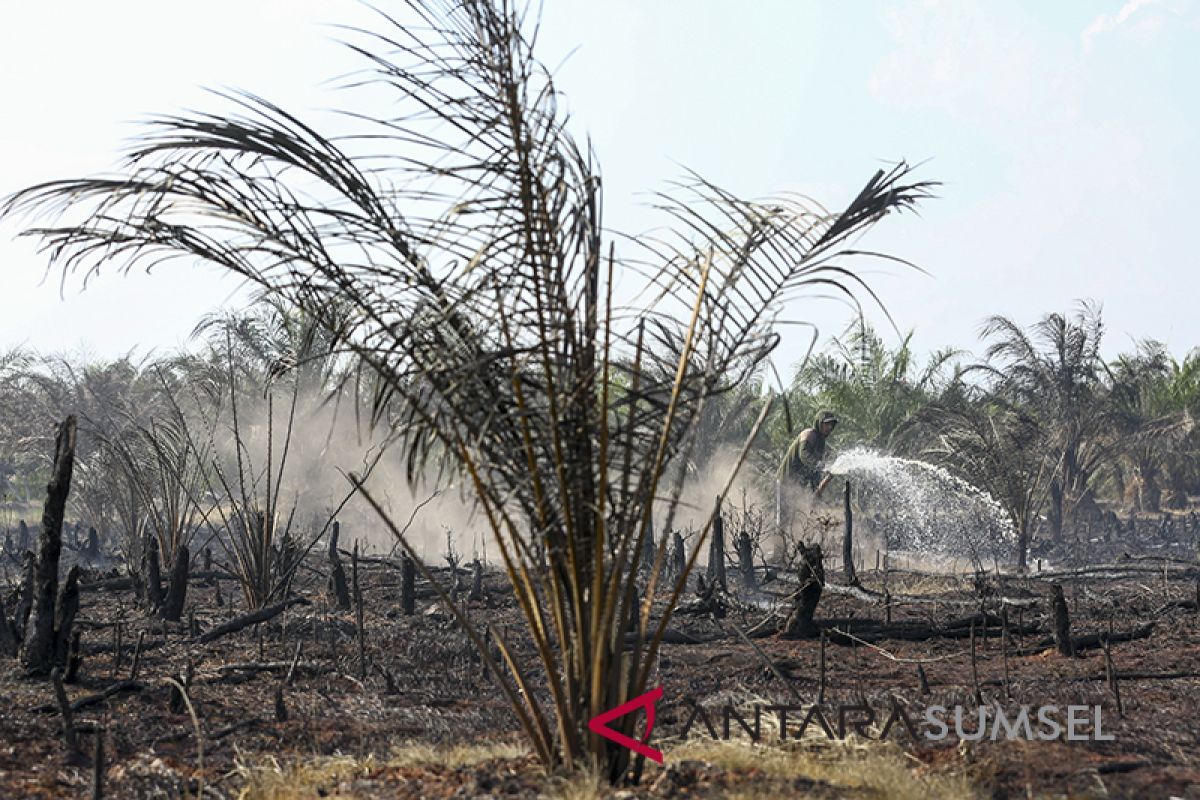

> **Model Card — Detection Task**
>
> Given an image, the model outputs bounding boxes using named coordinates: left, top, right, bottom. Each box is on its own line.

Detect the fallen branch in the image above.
left=31, top=680, right=144, bottom=714
left=1012, top=623, right=1155, bottom=657
left=215, top=661, right=326, bottom=676
left=194, top=597, right=310, bottom=645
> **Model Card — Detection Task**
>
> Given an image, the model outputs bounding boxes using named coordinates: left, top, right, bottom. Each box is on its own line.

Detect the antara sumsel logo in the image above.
left=587, top=689, right=1113, bottom=762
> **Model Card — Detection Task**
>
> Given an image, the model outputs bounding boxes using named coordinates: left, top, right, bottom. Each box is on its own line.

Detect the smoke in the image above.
left=207, top=386, right=481, bottom=561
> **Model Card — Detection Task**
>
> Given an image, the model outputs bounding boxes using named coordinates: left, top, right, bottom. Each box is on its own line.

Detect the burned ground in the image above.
left=1, top=542, right=1196, bottom=799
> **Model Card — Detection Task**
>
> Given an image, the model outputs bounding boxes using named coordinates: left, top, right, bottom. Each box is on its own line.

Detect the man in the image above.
left=779, top=410, right=839, bottom=496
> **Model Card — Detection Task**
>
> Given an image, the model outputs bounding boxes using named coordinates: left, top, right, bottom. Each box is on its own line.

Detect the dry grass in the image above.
left=233, top=739, right=529, bottom=799
left=666, top=737, right=981, bottom=800
left=234, top=736, right=979, bottom=799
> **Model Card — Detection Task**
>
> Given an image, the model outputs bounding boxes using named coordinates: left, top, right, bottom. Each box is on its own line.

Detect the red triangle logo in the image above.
left=587, top=686, right=664, bottom=764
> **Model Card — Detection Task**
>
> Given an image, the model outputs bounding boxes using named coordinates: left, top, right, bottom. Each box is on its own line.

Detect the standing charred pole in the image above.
left=783, top=542, right=824, bottom=638
left=669, top=530, right=685, bottom=580
left=707, top=495, right=727, bottom=592
left=400, top=553, right=416, bottom=616
left=160, top=545, right=189, bottom=622
left=1051, top=583, right=1074, bottom=657
left=142, top=535, right=163, bottom=611
left=328, top=521, right=351, bottom=611
left=737, top=531, right=756, bottom=589
left=19, top=417, right=78, bottom=675
left=842, top=480, right=858, bottom=586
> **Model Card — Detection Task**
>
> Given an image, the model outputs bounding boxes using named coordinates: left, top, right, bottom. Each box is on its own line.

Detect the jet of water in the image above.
left=827, top=447, right=1015, bottom=564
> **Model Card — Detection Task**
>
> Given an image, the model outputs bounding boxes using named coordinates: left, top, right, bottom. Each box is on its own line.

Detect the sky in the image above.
left=1, top=0, right=1197, bottom=374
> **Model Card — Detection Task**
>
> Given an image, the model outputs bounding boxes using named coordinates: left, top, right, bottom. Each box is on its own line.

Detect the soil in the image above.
left=1, top=553, right=1197, bottom=799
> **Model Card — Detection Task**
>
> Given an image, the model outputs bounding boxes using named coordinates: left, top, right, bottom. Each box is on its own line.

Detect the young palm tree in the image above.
left=978, top=301, right=1112, bottom=540
left=910, top=394, right=1052, bottom=570
left=789, top=321, right=960, bottom=454
left=3, top=0, right=932, bottom=778
left=1108, top=341, right=1196, bottom=511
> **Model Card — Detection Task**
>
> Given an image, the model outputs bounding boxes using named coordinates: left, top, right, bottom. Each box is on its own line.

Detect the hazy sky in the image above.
left=2, top=0, right=1197, bottom=372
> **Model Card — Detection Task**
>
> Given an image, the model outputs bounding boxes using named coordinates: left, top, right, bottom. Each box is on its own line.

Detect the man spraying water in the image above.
left=779, top=410, right=839, bottom=496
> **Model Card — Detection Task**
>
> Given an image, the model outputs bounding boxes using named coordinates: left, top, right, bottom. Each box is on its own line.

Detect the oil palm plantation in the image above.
left=786, top=321, right=959, bottom=456
left=978, top=302, right=1112, bottom=541
left=1107, top=341, right=1197, bottom=511
left=3, top=0, right=932, bottom=779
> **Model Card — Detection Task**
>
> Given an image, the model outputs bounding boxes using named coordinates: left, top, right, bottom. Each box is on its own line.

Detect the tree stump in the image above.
left=328, top=521, right=351, bottom=611
left=52, top=566, right=80, bottom=670
left=19, top=417, right=77, bottom=675
left=1051, top=583, right=1074, bottom=656
left=160, top=545, right=189, bottom=622
left=84, top=528, right=100, bottom=562
left=401, top=553, right=416, bottom=616
left=842, top=480, right=858, bottom=586
left=469, top=558, right=484, bottom=601
left=640, top=516, right=656, bottom=576
left=143, top=537, right=163, bottom=611
left=0, top=602, right=17, bottom=657
left=737, top=531, right=756, bottom=589
left=669, top=530, right=685, bottom=580
left=707, top=495, right=727, bottom=592
left=782, top=542, right=824, bottom=638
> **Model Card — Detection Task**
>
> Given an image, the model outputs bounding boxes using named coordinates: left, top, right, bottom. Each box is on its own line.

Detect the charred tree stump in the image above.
left=970, top=621, right=983, bottom=704
left=160, top=545, right=189, bottom=622
left=274, top=683, right=288, bottom=722
left=1103, top=634, right=1123, bottom=717
left=1051, top=583, right=1074, bottom=657
left=168, top=660, right=193, bottom=715
left=129, top=631, right=145, bottom=680
left=84, top=528, right=99, bottom=563
left=51, top=667, right=77, bottom=752
left=143, top=537, right=163, bottom=611
left=352, top=543, right=366, bottom=681
left=640, top=515, right=656, bottom=577
left=669, top=530, right=685, bottom=580
left=737, top=531, right=756, bottom=589
left=328, top=521, right=351, bottom=611
left=401, top=553, right=416, bottom=616
left=469, top=558, right=484, bottom=601
left=17, top=519, right=30, bottom=552
left=91, top=726, right=105, bottom=800
left=782, top=543, right=824, bottom=638
left=20, top=417, right=77, bottom=675
left=52, top=566, right=80, bottom=670
left=817, top=629, right=827, bottom=703
left=64, top=630, right=83, bottom=683
left=843, top=480, right=858, bottom=586
left=916, top=664, right=931, bottom=695
left=14, top=552, right=35, bottom=638
left=0, top=604, right=16, bottom=657
left=707, top=495, right=727, bottom=592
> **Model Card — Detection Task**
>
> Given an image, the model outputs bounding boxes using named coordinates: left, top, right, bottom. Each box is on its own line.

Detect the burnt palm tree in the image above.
left=3, top=0, right=932, bottom=778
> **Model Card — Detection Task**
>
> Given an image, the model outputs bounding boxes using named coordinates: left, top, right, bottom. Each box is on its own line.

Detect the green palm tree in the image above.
left=1108, top=341, right=1196, bottom=511
left=910, top=394, right=1052, bottom=570
left=790, top=321, right=959, bottom=455
left=978, top=301, right=1112, bottom=540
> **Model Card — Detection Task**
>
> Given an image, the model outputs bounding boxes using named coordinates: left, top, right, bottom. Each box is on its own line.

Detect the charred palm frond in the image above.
left=3, top=0, right=932, bottom=776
